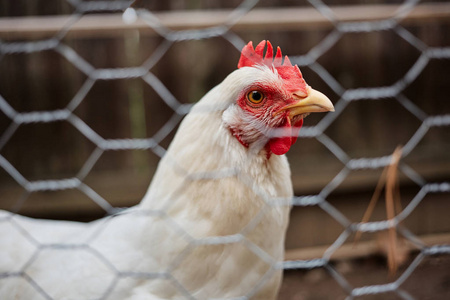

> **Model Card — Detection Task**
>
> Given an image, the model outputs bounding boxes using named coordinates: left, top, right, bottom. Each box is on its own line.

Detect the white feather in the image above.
left=0, top=66, right=293, bottom=299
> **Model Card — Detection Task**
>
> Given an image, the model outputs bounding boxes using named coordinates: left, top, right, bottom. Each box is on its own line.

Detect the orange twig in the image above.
left=353, top=166, right=388, bottom=246
left=354, top=146, right=403, bottom=277
left=385, top=146, right=403, bottom=276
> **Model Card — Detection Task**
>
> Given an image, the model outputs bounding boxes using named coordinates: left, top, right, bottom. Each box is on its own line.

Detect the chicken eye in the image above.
left=247, top=90, right=265, bottom=104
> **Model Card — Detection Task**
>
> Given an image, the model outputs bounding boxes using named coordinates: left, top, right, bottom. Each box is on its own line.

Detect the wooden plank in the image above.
left=1, top=160, right=449, bottom=220
left=285, top=232, right=450, bottom=261
left=0, top=3, right=450, bottom=39
left=292, top=160, right=450, bottom=195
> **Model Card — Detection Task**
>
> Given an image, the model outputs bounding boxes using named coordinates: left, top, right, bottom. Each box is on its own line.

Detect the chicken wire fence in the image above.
left=0, top=0, right=450, bottom=299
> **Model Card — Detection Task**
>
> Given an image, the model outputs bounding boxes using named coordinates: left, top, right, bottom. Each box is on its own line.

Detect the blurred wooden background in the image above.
left=0, top=0, right=449, bottom=259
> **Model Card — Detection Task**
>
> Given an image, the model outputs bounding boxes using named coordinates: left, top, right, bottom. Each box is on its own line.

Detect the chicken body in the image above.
left=0, top=41, right=333, bottom=299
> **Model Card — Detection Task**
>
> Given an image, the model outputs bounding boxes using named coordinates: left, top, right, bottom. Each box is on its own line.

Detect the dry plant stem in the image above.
left=385, top=146, right=403, bottom=276
left=354, top=146, right=403, bottom=277
left=353, top=166, right=388, bottom=246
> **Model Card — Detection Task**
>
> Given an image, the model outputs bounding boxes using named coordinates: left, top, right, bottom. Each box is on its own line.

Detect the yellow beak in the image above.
left=275, top=87, right=335, bottom=118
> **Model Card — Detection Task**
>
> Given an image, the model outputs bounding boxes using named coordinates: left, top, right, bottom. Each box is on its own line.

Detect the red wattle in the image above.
left=269, top=136, right=291, bottom=155
left=268, top=118, right=303, bottom=156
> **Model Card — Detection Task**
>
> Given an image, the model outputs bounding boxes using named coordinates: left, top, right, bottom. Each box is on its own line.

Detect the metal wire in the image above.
left=0, top=0, right=449, bottom=299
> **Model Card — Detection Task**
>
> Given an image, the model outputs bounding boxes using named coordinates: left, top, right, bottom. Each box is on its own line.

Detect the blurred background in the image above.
left=0, top=0, right=449, bottom=299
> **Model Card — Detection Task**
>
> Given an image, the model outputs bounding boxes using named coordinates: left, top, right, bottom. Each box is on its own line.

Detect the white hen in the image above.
left=0, top=40, right=334, bottom=300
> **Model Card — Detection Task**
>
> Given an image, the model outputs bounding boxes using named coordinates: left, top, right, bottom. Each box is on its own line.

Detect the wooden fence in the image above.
left=1, top=2, right=449, bottom=260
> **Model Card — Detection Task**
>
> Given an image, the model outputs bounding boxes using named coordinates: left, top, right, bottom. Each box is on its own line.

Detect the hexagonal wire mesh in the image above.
left=1, top=0, right=450, bottom=299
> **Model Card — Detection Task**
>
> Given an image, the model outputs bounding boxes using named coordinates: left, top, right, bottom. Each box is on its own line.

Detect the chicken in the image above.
left=0, top=40, right=334, bottom=300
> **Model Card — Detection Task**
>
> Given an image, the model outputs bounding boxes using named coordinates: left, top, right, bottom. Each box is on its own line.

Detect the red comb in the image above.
left=238, top=40, right=293, bottom=69
left=238, top=40, right=308, bottom=95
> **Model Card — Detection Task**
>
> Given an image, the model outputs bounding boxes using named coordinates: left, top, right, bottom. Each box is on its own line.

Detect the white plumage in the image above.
left=0, top=41, right=333, bottom=299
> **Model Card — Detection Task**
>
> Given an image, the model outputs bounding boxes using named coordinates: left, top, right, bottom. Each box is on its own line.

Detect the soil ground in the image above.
left=279, top=254, right=450, bottom=300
